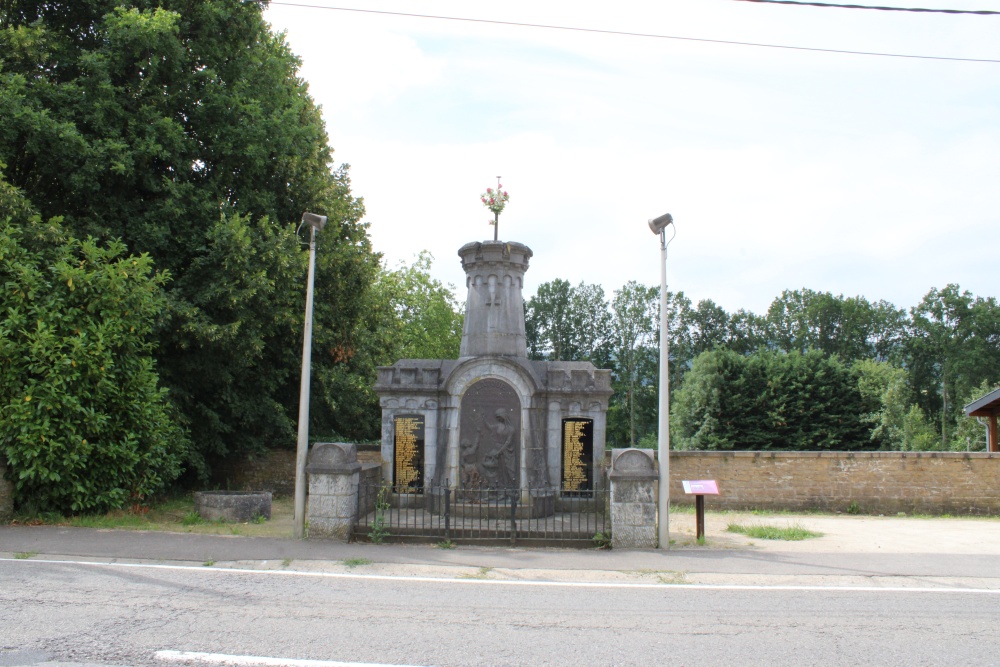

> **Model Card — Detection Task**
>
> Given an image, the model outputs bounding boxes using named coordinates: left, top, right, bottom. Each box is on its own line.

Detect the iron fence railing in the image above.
left=354, top=482, right=608, bottom=547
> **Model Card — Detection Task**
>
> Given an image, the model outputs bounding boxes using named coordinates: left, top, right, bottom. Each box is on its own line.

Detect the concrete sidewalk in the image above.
left=3, top=510, right=1000, bottom=588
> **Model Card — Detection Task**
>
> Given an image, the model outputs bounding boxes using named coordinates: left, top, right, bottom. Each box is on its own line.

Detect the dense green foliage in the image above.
left=0, top=0, right=379, bottom=478
left=672, top=349, right=873, bottom=451
left=525, top=281, right=1000, bottom=451
left=0, top=198, right=185, bottom=513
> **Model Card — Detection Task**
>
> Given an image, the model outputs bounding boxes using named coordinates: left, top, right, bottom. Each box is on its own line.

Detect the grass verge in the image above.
left=726, top=521, right=823, bottom=541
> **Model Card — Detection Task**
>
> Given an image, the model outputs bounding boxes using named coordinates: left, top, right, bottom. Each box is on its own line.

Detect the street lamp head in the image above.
left=301, top=212, right=327, bottom=231
left=648, top=213, right=673, bottom=235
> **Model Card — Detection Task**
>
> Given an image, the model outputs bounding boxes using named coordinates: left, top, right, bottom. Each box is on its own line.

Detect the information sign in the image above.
left=682, top=480, right=720, bottom=495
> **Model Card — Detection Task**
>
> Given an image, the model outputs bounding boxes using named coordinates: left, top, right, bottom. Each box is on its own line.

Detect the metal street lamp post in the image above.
left=649, top=212, right=675, bottom=549
left=294, top=212, right=327, bottom=539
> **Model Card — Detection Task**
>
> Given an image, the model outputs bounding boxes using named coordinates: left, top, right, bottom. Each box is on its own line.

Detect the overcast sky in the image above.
left=264, top=0, right=999, bottom=315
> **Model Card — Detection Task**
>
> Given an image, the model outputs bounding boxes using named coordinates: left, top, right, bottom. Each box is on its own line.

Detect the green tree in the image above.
left=378, top=251, right=464, bottom=361
left=854, top=359, right=936, bottom=451
left=525, top=280, right=610, bottom=362
left=1, top=196, right=186, bottom=513
left=0, top=1, right=379, bottom=474
left=766, top=289, right=907, bottom=363
left=673, top=348, right=871, bottom=451
left=908, top=286, right=1000, bottom=450
left=607, top=282, right=658, bottom=447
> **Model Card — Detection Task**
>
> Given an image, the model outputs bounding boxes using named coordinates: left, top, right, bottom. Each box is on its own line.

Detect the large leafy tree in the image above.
left=525, top=279, right=610, bottom=362
left=907, top=285, right=1000, bottom=449
left=765, top=289, right=907, bottom=363
left=0, top=0, right=379, bottom=475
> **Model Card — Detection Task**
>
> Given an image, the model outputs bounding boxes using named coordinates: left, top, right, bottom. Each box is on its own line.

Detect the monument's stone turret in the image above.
left=375, top=238, right=611, bottom=515
left=457, top=241, right=532, bottom=357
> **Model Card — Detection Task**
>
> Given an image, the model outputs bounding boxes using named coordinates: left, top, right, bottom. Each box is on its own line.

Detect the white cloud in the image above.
left=264, top=1, right=1000, bottom=315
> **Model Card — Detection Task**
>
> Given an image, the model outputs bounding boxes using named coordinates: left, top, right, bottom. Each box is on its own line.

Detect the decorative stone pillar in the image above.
left=609, top=449, right=658, bottom=549
left=306, top=442, right=361, bottom=541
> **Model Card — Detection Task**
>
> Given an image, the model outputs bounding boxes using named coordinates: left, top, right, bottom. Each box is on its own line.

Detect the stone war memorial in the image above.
left=374, top=239, right=613, bottom=520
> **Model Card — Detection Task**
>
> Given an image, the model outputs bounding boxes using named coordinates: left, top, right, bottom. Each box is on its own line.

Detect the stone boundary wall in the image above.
left=0, top=455, right=13, bottom=521
left=213, top=446, right=382, bottom=497
left=669, top=451, right=1000, bottom=515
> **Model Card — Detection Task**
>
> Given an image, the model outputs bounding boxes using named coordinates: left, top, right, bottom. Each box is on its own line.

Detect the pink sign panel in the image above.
left=682, top=480, right=720, bottom=495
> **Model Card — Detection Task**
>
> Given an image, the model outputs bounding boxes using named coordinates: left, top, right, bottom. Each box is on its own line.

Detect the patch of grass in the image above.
left=726, top=521, right=823, bottom=541
left=460, top=566, right=493, bottom=580
left=14, top=551, right=37, bottom=559
left=343, top=558, right=372, bottom=568
left=250, top=512, right=267, bottom=524
left=435, top=539, right=456, bottom=550
left=658, top=570, right=688, bottom=585
left=846, top=501, right=860, bottom=515
left=696, top=535, right=707, bottom=546
left=181, top=511, right=203, bottom=526
left=203, top=559, right=215, bottom=567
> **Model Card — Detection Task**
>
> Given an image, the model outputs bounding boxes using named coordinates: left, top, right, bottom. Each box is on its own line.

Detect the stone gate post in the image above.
left=306, top=442, right=361, bottom=540
left=609, top=449, right=658, bottom=549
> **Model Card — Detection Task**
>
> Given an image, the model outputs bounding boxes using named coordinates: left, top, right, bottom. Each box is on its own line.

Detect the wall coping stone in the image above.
left=670, top=450, right=1000, bottom=460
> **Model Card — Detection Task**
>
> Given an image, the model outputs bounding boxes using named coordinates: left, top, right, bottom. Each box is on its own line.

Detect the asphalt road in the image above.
left=3, top=557, right=1000, bottom=667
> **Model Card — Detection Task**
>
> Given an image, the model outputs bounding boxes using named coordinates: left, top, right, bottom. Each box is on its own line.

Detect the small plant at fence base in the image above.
left=592, top=531, right=612, bottom=549
left=368, top=485, right=391, bottom=544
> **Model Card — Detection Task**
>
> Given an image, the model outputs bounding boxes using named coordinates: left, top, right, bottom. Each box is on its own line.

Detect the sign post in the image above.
left=682, top=480, right=720, bottom=541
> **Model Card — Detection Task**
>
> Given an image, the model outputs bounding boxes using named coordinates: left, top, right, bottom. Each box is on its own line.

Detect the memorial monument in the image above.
left=375, top=185, right=612, bottom=516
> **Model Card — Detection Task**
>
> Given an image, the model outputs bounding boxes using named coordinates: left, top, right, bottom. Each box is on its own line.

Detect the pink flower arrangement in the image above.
left=480, top=184, right=510, bottom=223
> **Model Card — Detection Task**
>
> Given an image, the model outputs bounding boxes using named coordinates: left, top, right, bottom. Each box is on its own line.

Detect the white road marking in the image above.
left=155, top=650, right=426, bottom=667
left=3, top=557, right=999, bottom=594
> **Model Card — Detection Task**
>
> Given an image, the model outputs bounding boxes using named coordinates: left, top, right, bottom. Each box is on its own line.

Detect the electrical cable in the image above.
left=734, top=0, right=1000, bottom=15
left=267, top=2, right=1000, bottom=63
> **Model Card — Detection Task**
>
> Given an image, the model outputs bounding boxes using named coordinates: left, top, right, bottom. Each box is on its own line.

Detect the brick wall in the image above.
left=669, top=451, right=1000, bottom=515
left=214, top=446, right=382, bottom=497
left=216, top=447, right=1000, bottom=515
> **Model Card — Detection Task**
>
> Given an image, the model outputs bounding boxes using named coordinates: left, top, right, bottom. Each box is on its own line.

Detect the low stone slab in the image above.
left=194, top=491, right=272, bottom=523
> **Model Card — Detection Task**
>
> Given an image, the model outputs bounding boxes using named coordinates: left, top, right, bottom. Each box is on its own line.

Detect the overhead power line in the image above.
left=268, top=2, right=1000, bottom=63
left=734, top=0, right=1000, bottom=14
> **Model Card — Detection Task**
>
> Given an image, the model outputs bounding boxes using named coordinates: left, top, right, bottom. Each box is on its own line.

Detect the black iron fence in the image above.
left=354, top=482, right=609, bottom=547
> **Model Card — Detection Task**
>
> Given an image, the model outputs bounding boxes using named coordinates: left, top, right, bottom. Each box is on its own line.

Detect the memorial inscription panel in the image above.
left=561, top=418, right=594, bottom=494
left=393, top=414, right=424, bottom=492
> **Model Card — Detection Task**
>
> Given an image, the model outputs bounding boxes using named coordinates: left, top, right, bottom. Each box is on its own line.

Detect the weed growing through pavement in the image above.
left=343, top=558, right=372, bottom=568
left=203, top=559, right=215, bottom=567
left=14, top=552, right=37, bottom=559
left=460, top=566, right=493, bottom=580
left=591, top=531, right=612, bottom=549
left=436, top=539, right=456, bottom=549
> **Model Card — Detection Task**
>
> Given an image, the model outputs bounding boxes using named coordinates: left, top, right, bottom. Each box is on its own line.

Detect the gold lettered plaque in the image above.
left=393, top=414, right=425, bottom=492
left=561, top=418, right=594, bottom=495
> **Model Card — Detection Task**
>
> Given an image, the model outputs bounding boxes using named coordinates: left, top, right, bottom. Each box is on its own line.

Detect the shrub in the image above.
left=0, top=217, right=187, bottom=513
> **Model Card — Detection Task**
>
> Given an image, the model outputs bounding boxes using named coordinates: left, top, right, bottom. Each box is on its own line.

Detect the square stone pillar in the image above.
left=306, top=442, right=361, bottom=541
left=609, top=449, right=658, bottom=549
